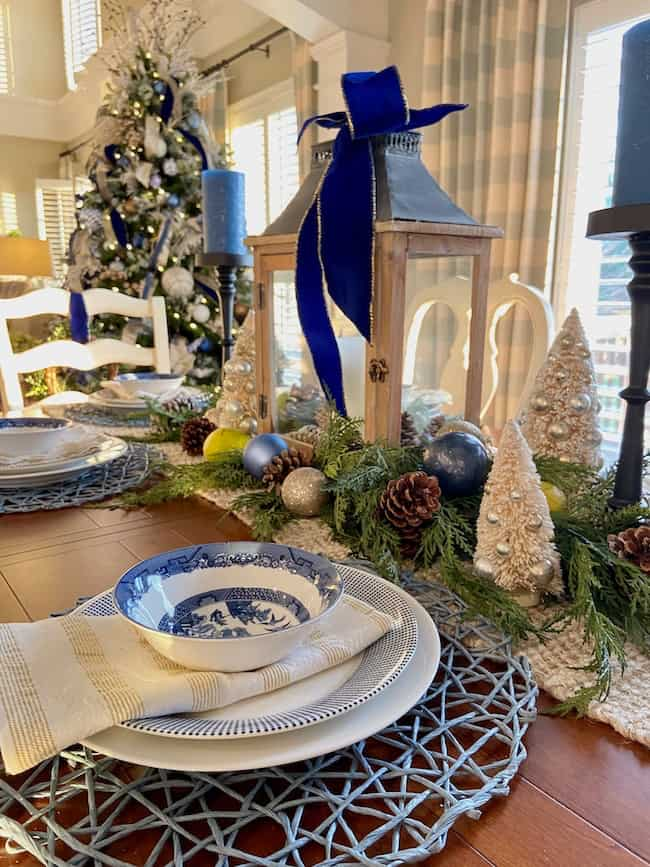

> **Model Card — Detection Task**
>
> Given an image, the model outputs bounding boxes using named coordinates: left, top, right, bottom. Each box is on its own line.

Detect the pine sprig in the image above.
left=231, top=489, right=292, bottom=540
left=314, top=409, right=364, bottom=478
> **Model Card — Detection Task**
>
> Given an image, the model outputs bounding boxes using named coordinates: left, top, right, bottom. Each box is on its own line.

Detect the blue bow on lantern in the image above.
left=296, top=66, right=466, bottom=415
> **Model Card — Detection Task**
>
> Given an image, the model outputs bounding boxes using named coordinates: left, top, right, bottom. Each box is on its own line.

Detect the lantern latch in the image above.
left=257, top=282, right=265, bottom=310
left=368, top=357, right=389, bottom=383
left=258, top=393, right=268, bottom=419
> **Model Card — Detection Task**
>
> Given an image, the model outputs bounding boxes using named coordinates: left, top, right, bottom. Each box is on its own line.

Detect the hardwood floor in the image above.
left=0, top=498, right=647, bottom=866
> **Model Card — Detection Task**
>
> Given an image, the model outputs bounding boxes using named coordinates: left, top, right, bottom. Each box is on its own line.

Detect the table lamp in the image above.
left=0, top=236, right=53, bottom=298
left=199, top=169, right=252, bottom=369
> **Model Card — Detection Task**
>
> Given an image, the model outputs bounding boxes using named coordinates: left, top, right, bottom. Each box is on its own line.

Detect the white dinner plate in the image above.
left=0, top=436, right=128, bottom=489
left=0, top=430, right=115, bottom=476
left=79, top=565, right=419, bottom=739
left=82, top=577, right=440, bottom=772
left=88, top=390, right=149, bottom=411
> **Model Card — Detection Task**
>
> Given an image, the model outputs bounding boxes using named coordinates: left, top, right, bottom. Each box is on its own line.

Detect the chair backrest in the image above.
left=0, top=287, right=171, bottom=413
left=403, top=273, right=553, bottom=424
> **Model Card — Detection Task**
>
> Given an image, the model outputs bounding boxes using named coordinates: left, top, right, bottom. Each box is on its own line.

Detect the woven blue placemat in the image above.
left=0, top=578, right=536, bottom=865
left=0, top=442, right=156, bottom=514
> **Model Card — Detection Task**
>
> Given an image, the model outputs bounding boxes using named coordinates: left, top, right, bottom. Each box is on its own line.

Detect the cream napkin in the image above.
left=0, top=594, right=393, bottom=775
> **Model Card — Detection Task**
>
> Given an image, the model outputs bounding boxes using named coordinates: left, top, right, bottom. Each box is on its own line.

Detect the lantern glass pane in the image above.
left=401, top=256, right=472, bottom=431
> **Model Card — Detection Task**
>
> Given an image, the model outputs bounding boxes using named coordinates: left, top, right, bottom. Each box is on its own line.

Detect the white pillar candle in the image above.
left=338, top=334, right=366, bottom=419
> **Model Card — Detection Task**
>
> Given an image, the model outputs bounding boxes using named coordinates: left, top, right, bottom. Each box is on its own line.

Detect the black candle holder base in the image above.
left=587, top=205, right=650, bottom=509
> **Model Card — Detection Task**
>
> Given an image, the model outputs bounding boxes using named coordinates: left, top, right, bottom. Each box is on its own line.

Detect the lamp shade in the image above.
left=0, top=237, right=53, bottom=277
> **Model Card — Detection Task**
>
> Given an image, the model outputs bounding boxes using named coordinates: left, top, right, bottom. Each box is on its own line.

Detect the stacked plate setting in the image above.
left=80, top=543, right=441, bottom=772
left=0, top=418, right=127, bottom=489
left=90, top=372, right=186, bottom=413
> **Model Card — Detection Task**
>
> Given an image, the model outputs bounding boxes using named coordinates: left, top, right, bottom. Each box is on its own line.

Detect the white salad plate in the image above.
left=88, top=389, right=150, bottom=411
left=0, top=428, right=112, bottom=476
left=83, top=573, right=440, bottom=771
left=0, top=435, right=128, bottom=488
left=80, top=563, right=418, bottom=738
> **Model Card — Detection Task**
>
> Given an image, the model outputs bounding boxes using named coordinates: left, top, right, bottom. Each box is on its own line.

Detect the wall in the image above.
left=8, top=0, right=67, bottom=100
left=388, top=0, right=428, bottom=102
left=200, top=25, right=293, bottom=107
left=0, top=137, right=62, bottom=236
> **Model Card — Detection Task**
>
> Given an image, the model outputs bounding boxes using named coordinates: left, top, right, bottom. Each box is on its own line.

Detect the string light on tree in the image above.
left=474, top=420, right=562, bottom=607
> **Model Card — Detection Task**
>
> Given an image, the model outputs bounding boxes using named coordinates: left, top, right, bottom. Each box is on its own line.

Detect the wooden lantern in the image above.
left=247, top=134, right=503, bottom=444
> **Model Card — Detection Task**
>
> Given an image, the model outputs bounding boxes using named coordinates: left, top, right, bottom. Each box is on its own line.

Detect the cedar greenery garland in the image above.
left=114, top=409, right=650, bottom=715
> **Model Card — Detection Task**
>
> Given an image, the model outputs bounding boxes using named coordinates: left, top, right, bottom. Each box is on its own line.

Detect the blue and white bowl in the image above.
left=0, top=417, right=72, bottom=459
left=114, top=543, right=343, bottom=672
left=110, top=372, right=185, bottom=398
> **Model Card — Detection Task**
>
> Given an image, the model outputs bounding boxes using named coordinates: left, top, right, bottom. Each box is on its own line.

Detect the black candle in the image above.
left=612, top=19, right=650, bottom=207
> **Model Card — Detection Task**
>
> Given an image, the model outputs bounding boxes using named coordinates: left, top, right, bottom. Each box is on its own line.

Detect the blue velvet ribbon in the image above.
left=194, top=276, right=218, bottom=303
left=70, top=292, right=89, bottom=343
left=178, top=127, right=209, bottom=170
left=295, top=65, right=466, bottom=415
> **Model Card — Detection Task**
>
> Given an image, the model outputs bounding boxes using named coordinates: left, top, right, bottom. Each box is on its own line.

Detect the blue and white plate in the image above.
left=80, top=564, right=419, bottom=739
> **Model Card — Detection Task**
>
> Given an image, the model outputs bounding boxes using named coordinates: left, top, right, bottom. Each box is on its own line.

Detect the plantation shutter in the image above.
left=230, top=119, right=266, bottom=236
left=62, top=0, right=101, bottom=90
left=266, top=107, right=299, bottom=225
left=0, top=192, right=18, bottom=235
left=0, top=3, right=13, bottom=95
left=554, top=4, right=650, bottom=465
left=35, top=180, right=77, bottom=280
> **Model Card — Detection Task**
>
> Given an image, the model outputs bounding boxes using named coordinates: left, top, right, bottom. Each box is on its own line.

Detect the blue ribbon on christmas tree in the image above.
left=295, top=66, right=465, bottom=415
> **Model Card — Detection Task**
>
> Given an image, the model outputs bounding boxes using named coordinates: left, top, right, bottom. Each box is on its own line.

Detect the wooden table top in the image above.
left=0, top=498, right=648, bottom=866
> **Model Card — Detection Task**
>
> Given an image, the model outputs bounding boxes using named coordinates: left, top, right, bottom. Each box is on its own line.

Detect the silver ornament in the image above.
left=281, top=467, right=328, bottom=516
left=496, top=542, right=511, bottom=557
left=560, top=334, right=574, bottom=349
left=161, top=266, right=194, bottom=300
left=589, top=429, right=603, bottom=445
left=223, top=399, right=243, bottom=416
left=238, top=416, right=257, bottom=434
left=244, top=380, right=256, bottom=394
left=235, top=360, right=253, bottom=376
left=222, top=359, right=236, bottom=375
left=555, top=369, right=568, bottom=382
left=579, top=349, right=591, bottom=358
left=474, top=557, right=494, bottom=579
left=569, top=394, right=591, bottom=414
left=594, top=398, right=602, bottom=413
left=223, top=379, right=236, bottom=392
left=510, top=490, right=522, bottom=501
left=531, top=394, right=549, bottom=412
left=486, top=511, right=500, bottom=525
left=530, top=558, right=554, bottom=583
left=548, top=421, right=569, bottom=440
left=527, top=514, right=544, bottom=530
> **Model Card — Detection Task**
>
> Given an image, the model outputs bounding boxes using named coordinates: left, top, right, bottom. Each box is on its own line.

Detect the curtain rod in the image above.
left=59, top=26, right=290, bottom=158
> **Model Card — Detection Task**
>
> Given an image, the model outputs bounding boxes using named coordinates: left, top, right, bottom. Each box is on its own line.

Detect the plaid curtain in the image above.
left=415, top=0, right=566, bottom=431
left=291, top=34, right=317, bottom=182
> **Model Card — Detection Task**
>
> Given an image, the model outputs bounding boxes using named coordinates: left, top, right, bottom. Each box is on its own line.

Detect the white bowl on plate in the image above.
left=0, top=417, right=73, bottom=459
left=106, top=372, right=185, bottom=399
left=114, top=543, right=344, bottom=672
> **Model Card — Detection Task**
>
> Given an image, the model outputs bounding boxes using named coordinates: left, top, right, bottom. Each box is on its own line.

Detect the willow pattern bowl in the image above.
left=109, top=372, right=185, bottom=399
left=0, top=417, right=73, bottom=460
left=114, top=543, right=343, bottom=672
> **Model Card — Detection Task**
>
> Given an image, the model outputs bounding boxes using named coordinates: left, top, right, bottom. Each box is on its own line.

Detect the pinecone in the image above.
left=262, top=448, right=310, bottom=492
left=608, top=526, right=650, bottom=572
left=379, top=471, right=441, bottom=556
left=293, top=425, right=321, bottom=447
left=161, top=393, right=196, bottom=415
left=400, top=411, right=419, bottom=447
left=180, top=417, right=215, bottom=456
left=423, top=413, right=446, bottom=441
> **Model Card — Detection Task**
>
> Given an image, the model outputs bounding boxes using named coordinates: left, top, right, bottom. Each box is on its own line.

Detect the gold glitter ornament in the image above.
left=281, top=467, right=328, bottom=517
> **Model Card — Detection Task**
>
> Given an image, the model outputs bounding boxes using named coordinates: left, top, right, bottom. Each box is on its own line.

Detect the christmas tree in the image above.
left=520, top=308, right=602, bottom=467
left=474, top=420, right=562, bottom=606
left=205, top=312, right=257, bottom=434
left=68, top=0, right=229, bottom=383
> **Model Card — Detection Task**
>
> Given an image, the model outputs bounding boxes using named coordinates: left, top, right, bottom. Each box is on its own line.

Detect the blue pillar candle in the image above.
left=613, top=20, right=650, bottom=207
left=201, top=169, right=249, bottom=256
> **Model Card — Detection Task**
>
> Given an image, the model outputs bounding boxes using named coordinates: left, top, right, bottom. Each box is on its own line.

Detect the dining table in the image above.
left=0, top=496, right=648, bottom=866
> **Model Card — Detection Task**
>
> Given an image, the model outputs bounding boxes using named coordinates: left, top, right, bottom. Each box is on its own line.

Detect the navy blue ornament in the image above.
left=198, top=337, right=213, bottom=352
left=133, top=232, right=144, bottom=249
left=243, top=434, right=288, bottom=479
left=167, top=193, right=180, bottom=207
left=423, top=432, right=490, bottom=497
left=153, top=80, right=166, bottom=94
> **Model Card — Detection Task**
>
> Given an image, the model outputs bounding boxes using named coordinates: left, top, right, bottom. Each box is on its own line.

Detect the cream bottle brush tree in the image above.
left=206, top=312, right=257, bottom=435
left=520, top=308, right=602, bottom=468
left=474, top=420, right=562, bottom=607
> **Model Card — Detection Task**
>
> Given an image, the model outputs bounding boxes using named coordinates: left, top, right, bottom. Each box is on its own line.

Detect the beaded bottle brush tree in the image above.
left=474, top=420, right=562, bottom=607
left=206, top=312, right=257, bottom=434
left=520, top=308, right=602, bottom=467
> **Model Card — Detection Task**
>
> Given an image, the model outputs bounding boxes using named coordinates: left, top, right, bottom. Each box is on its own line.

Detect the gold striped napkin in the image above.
left=0, top=595, right=393, bottom=775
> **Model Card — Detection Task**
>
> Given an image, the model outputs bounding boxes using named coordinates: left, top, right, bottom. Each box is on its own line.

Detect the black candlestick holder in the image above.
left=587, top=203, right=650, bottom=508
left=198, top=251, right=251, bottom=373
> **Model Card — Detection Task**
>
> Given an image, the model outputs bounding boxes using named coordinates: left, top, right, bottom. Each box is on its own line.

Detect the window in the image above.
left=62, top=0, right=102, bottom=90
left=0, top=3, right=14, bottom=95
left=554, top=1, right=650, bottom=464
left=35, top=180, right=77, bottom=280
left=0, top=192, right=18, bottom=235
left=230, top=81, right=299, bottom=236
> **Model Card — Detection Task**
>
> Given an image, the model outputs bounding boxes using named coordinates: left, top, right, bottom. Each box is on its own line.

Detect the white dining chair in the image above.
left=403, top=273, right=554, bottom=428
left=0, top=287, right=171, bottom=413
